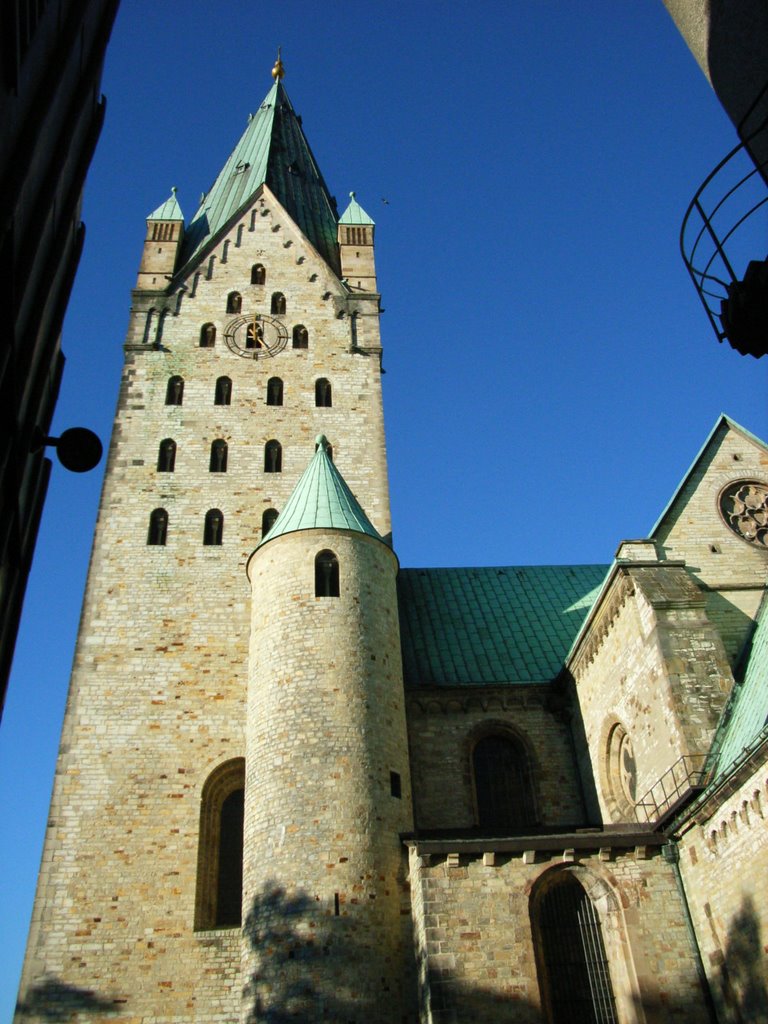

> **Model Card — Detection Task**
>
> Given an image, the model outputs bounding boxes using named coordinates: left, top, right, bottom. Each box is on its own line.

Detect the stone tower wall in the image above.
left=244, top=528, right=414, bottom=1022
left=569, top=568, right=732, bottom=826
left=16, top=187, right=391, bottom=1022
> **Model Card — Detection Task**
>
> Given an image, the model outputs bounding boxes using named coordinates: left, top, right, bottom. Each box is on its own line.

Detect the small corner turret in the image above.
left=136, top=188, right=185, bottom=290
left=338, top=192, right=377, bottom=293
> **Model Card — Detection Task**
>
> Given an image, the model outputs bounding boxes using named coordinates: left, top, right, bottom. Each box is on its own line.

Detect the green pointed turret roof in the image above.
left=179, top=78, right=340, bottom=273
left=258, top=436, right=381, bottom=548
left=148, top=188, right=184, bottom=221
left=339, top=191, right=374, bottom=225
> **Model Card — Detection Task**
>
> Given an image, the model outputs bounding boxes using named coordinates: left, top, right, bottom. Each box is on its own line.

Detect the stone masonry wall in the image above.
left=408, top=844, right=710, bottom=1023
left=570, top=568, right=732, bottom=825
left=406, top=688, right=585, bottom=830
left=16, top=188, right=391, bottom=1023
left=677, top=759, right=768, bottom=1024
left=245, top=529, right=414, bottom=1023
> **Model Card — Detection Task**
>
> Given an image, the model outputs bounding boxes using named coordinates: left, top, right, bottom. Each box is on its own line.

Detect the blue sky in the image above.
left=2, top=2, right=767, bottom=1016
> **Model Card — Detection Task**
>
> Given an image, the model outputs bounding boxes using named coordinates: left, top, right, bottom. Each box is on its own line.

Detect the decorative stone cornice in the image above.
left=569, top=571, right=635, bottom=679
left=406, top=684, right=550, bottom=715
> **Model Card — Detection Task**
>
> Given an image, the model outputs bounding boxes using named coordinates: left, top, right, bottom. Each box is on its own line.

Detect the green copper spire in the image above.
left=258, top=436, right=381, bottom=548
left=179, top=74, right=340, bottom=274
left=147, top=187, right=184, bottom=221
left=339, top=191, right=374, bottom=225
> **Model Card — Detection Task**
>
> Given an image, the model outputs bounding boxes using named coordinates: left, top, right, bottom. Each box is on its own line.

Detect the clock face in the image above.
left=224, top=314, right=288, bottom=358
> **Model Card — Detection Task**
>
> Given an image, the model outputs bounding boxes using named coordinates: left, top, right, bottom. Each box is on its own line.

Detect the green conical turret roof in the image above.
left=179, top=79, right=340, bottom=273
left=258, top=436, right=381, bottom=548
left=147, top=188, right=184, bottom=221
left=339, top=191, right=374, bottom=225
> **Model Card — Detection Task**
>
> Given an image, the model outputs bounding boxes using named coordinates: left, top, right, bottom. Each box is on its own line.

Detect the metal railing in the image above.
left=635, top=754, right=708, bottom=825
left=680, top=88, right=768, bottom=356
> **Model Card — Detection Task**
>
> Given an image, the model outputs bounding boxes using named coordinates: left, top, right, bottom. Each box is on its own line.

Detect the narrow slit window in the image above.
left=315, top=549, right=339, bottom=597
left=315, top=378, right=332, bottom=408
left=203, top=509, right=224, bottom=546
left=266, top=377, right=283, bottom=406
left=157, top=438, right=176, bottom=472
left=214, top=376, right=232, bottom=406
left=209, top=440, right=228, bottom=473
left=264, top=440, right=282, bottom=473
left=148, top=508, right=168, bottom=546
left=165, top=376, right=184, bottom=405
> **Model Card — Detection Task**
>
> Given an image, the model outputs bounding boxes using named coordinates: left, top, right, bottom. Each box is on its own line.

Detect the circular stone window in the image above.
left=606, top=722, right=637, bottom=820
left=719, top=480, right=768, bottom=548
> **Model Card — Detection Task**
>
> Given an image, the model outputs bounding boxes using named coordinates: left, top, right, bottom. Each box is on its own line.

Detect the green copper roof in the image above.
left=147, top=189, right=184, bottom=221
left=258, top=436, right=381, bottom=548
left=179, top=80, right=340, bottom=273
left=339, top=192, right=374, bottom=225
left=708, top=593, right=768, bottom=779
left=398, top=564, right=607, bottom=687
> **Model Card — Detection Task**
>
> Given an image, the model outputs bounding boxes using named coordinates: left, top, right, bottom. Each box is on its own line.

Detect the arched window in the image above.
left=292, top=324, right=308, bottom=349
left=245, top=319, right=263, bottom=349
left=271, top=292, right=286, bottom=315
left=315, top=378, right=332, bottom=407
left=315, top=549, right=339, bottom=597
left=204, top=509, right=223, bottom=545
left=264, top=440, right=282, bottom=473
left=472, top=733, right=535, bottom=830
left=535, top=873, right=618, bottom=1023
left=200, top=323, right=216, bottom=348
left=251, top=263, right=266, bottom=285
left=266, top=377, right=283, bottom=406
left=195, top=758, right=245, bottom=930
left=209, top=440, right=228, bottom=473
left=262, top=508, right=278, bottom=537
left=165, top=376, right=184, bottom=405
left=157, top=438, right=176, bottom=472
left=147, top=508, right=168, bottom=546
left=227, top=291, right=242, bottom=314
left=214, top=376, right=232, bottom=406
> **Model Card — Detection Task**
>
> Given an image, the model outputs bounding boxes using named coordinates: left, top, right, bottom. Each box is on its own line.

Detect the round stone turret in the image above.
left=242, top=442, right=413, bottom=1022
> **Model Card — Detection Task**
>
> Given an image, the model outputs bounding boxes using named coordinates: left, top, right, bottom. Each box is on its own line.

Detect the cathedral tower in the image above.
left=16, top=61, right=398, bottom=1023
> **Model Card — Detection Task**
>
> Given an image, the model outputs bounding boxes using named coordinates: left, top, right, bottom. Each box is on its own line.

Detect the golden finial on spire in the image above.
left=272, top=48, right=285, bottom=81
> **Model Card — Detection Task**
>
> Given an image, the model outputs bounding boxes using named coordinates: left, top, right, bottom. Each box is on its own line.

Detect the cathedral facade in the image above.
left=16, top=61, right=768, bottom=1024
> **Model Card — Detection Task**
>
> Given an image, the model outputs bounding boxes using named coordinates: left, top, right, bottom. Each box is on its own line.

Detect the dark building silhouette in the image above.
left=0, top=0, right=117, bottom=715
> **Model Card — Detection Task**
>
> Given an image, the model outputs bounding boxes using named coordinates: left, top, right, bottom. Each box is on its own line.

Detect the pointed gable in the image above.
left=258, top=436, right=381, bottom=548
left=179, top=80, right=340, bottom=274
left=147, top=189, right=184, bottom=222
left=339, top=192, right=375, bottom=225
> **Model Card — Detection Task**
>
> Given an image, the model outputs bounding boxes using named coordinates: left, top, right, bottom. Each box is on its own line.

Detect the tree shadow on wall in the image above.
left=243, top=881, right=376, bottom=1023
left=423, top=965, right=543, bottom=1024
left=15, top=977, right=121, bottom=1021
left=718, top=895, right=768, bottom=1024
left=244, top=881, right=544, bottom=1024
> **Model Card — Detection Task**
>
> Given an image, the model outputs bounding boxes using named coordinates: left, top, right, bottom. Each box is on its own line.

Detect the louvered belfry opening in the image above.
left=538, top=874, right=617, bottom=1024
